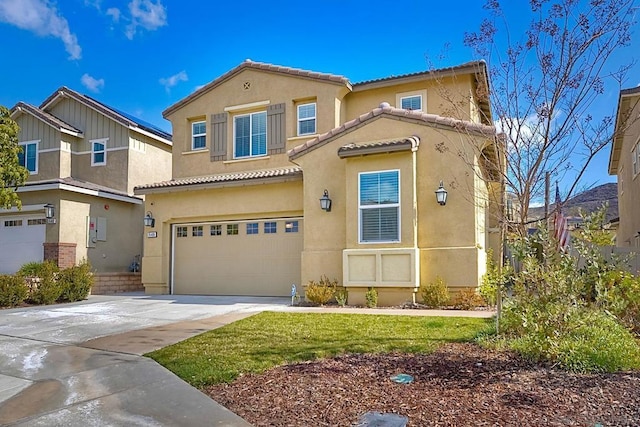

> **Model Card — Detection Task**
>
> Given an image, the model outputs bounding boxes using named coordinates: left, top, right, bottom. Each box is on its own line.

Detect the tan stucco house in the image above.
left=1, top=87, right=172, bottom=284
left=609, top=86, right=640, bottom=247
left=135, top=60, right=502, bottom=306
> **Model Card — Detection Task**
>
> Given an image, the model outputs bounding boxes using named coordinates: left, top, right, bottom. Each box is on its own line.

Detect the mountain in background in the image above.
left=528, top=182, right=618, bottom=223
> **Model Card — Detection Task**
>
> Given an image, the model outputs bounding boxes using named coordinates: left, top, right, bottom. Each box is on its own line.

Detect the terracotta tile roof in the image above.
left=163, top=60, right=351, bottom=117
left=352, top=60, right=488, bottom=89
left=134, top=166, right=303, bottom=193
left=11, top=102, right=83, bottom=136
left=39, top=87, right=172, bottom=143
left=338, top=136, right=420, bottom=158
left=289, top=103, right=495, bottom=160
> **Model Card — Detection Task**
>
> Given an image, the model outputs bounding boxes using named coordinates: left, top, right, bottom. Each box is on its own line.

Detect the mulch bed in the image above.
left=204, top=343, right=640, bottom=426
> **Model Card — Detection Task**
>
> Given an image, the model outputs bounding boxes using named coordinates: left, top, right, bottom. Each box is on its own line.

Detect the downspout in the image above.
left=412, top=143, right=419, bottom=304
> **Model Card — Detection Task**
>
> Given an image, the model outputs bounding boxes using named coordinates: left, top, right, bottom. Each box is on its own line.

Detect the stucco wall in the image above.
left=141, top=180, right=304, bottom=293
left=617, top=93, right=640, bottom=247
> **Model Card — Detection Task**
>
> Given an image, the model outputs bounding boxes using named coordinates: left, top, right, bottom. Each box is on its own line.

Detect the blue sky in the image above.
left=0, top=0, right=638, bottom=190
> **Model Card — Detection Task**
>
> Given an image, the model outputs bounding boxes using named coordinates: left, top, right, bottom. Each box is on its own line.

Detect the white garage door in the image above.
left=0, top=214, right=46, bottom=274
left=172, top=218, right=303, bottom=296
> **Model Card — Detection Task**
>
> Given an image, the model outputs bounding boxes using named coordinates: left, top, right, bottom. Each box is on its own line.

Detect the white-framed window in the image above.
left=234, top=111, right=267, bottom=158
left=359, top=170, right=400, bottom=243
left=285, top=220, right=299, bottom=233
left=18, top=140, right=38, bottom=173
left=400, top=95, right=422, bottom=111
left=192, top=226, right=203, bottom=237
left=247, top=223, right=259, bottom=235
left=210, top=225, right=222, bottom=236
left=176, top=226, right=188, bottom=238
left=264, top=221, right=277, bottom=234
left=192, top=121, right=206, bottom=150
left=227, top=224, right=239, bottom=235
left=297, top=102, right=316, bottom=136
left=91, top=139, right=107, bottom=166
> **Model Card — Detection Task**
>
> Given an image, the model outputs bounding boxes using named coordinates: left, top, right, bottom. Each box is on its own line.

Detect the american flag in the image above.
left=554, top=184, right=570, bottom=251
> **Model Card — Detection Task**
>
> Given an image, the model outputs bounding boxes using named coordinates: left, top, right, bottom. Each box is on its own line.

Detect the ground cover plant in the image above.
left=146, top=312, right=492, bottom=387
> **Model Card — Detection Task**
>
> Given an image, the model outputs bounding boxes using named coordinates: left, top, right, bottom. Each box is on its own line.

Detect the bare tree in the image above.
left=458, top=0, right=637, bottom=235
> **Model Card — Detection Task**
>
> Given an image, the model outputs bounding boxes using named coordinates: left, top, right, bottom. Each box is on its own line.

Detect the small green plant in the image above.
left=334, top=288, right=348, bottom=307
left=28, top=260, right=63, bottom=305
left=479, top=249, right=514, bottom=307
left=365, top=287, right=378, bottom=308
left=58, top=259, right=94, bottom=302
left=18, top=261, right=51, bottom=277
left=452, top=288, right=484, bottom=310
left=0, top=274, right=29, bottom=307
left=305, top=275, right=337, bottom=305
left=419, top=276, right=450, bottom=308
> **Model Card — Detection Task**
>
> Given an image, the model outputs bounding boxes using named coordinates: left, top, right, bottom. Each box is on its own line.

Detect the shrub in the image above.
left=507, top=309, right=640, bottom=373
left=365, top=287, right=378, bottom=308
left=599, top=270, right=640, bottom=334
left=335, top=288, right=348, bottom=307
left=419, top=276, right=450, bottom=308
left=305, top=275, right=337, bottom=306
left=452, top=288, right=484, bottom=310
left=18, top=261, right=57, bottom=277
left=28, top=260, right=63, bottom=305
left=58, top=260, right=94, bottom=302
left=0, top=275, right=29, bottom=307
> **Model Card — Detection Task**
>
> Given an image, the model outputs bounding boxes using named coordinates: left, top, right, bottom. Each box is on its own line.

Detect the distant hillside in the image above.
left=529, top=182, right=618, bottom=222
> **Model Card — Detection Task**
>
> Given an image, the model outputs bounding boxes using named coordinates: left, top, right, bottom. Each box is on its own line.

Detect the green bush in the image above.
left=599, top=270, right=640, bottom=334
left=334, top=288, right=348, bottom=307
left=452, top=288, right=484, bottom=310
left=507, top=309, right=640, bottom=373
left=59, top=260, right=94, bottom=302
left=0, top=274, right=29, bottom=307
left=28, top=260, right=64, bottom=305
left=419, top=276, right=450, bottom=308
left=305, top=275, right=337, bottom=306
left=365, top=287, right=378, bottom=308
left=18, top=260, right=58, bottom=277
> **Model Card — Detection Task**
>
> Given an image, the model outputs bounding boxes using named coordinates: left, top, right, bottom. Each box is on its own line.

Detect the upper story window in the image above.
left=400, top=95, right=422, bottom=111
left=91, top=139, right=107, bottom=166
left=297, top=103, right=316, bottom=136
left=234, top=111, right=267, bottom=158
left=192, top=121, right=206, bottom=150
left=18, top=140, right=38, bottom=173
left=634, top=143, right=640, bottom=177
left=359, top=170, right=400, bottom=243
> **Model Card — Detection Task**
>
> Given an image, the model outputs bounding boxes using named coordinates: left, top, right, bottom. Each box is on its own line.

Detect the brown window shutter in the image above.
left=211, top=113, right=227, bottom=161
left=267, top=103, right=285, bottom=155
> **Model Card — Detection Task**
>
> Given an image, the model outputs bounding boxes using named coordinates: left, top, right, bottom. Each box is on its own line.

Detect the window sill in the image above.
left=182, top=149, right=209, bottom=155
left=223, top=156, right=270, bottom=165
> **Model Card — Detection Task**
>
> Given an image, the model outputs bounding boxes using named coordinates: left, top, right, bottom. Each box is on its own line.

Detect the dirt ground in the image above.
left=205, top=343, right=640, bottom=426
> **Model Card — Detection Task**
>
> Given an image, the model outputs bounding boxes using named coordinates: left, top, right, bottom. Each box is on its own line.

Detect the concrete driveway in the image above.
left=0, top=293, right=293, bottom=426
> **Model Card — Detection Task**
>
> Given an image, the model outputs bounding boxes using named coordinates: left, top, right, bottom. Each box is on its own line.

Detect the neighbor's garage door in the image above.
left=172, top=218, right=303, bottom=296
left=0, top=214, right=46, bottom=274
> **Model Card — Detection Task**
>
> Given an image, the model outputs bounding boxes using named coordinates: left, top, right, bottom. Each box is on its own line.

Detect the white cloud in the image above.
left=106, top=7, right=120, bottom=22
left=84, top=0, right=101, bottom=10
left=81, top=73, right=105, bottom=92
left=0, top=0, right=81, bottom=59
left=159, top=71, right=188, bottom=92
left=125, top=0, right=167, bottom=40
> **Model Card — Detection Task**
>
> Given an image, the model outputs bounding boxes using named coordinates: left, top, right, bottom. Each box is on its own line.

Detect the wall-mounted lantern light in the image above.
left=435, top=181, right=448, bottom=206
left=319, top=189, right=332, bottom=212
left=44, top=203, right=55, bottom=219
left=143, top=211, right=155, bottom=227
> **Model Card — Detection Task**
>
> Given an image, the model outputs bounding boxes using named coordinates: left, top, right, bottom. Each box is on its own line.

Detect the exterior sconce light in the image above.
left=143, top=211, right=155, bottom=227
left=435, top=181, right=448, bottom=206
left=44, top=203, right=55, bottom=219
left=319, top=189, right=332, bottom=212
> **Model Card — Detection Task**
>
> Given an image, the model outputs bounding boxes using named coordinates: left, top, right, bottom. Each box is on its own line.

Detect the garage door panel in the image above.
left=0, top=215, right=45, bottom=274
left=173, top=219, right=302, bottom=296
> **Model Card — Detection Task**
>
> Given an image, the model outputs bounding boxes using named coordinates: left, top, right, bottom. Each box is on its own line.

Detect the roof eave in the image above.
left=134, top=173, right=302, bottom=195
